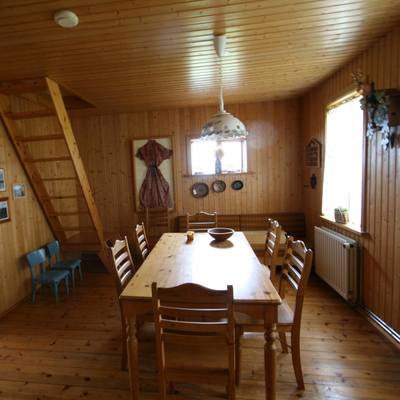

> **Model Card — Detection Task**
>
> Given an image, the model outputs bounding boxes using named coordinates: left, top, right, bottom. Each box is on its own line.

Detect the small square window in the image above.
left=189, top=139, right=247, bottom=175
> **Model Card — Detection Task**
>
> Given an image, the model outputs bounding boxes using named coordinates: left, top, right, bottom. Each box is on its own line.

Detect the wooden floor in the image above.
left=0, top=265, right=399, bottom=400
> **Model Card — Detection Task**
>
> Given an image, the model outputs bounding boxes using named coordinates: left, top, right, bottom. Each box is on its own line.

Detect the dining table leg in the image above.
left=264, top=304, right=278, bottom=400
left=126, top=314, right=140, bottom=400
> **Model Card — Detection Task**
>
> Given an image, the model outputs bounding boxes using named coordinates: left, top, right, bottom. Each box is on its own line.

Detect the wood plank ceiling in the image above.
left=1, top=0, right=400, bottom=112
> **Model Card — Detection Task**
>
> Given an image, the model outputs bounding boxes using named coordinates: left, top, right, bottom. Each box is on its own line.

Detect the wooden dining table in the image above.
left=120, top=231, right=282, bottom=400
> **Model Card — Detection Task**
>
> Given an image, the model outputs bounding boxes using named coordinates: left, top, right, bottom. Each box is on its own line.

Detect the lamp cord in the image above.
left=218, top=54, right=224, bottom=112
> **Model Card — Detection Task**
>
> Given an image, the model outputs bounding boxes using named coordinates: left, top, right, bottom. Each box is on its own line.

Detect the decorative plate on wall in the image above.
left=191, top=182, right=209, bottom=198
left=211, top=180, right=226, bottom=193
left=231, top=180, right=244, bottom=190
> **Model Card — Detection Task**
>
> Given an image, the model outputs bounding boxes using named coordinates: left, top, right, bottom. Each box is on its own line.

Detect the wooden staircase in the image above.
left=0, top=77, right=110, bottom=270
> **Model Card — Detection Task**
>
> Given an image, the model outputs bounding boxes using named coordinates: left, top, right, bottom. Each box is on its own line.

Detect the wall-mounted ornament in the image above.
left=231, top=180, right=244, bottom=190
left=352, top=71, right=400, bottom=149
left=0, top=197, right=10, bottom=223
left=304, top=139, right=321, bottom=168
left=191, top=182, right=209, bottom=198
left=0, top=168, right=6, bottom=192
left=12, top=183, right=26, bottom=199
left=132, top=137, right=175, bottom=210
left=211, top=180, right=226, bottom=193
left=310, top=174, right=317, bottom=189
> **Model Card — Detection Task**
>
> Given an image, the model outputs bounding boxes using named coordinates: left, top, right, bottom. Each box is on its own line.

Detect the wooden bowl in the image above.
left=208, top=227, right=235, bottom=241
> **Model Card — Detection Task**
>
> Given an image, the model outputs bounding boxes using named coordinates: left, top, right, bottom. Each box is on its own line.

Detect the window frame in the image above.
left=322, top=91, right=368, bottom=234
left=185, top=135, right=249, bottom=176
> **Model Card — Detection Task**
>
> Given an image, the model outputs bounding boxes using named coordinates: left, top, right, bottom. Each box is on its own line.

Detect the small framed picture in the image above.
left=0, top=197, right=10, bottom=223
left=13, top=183, right=26, bottom=199
left=0, top=169, right=6, bottom=192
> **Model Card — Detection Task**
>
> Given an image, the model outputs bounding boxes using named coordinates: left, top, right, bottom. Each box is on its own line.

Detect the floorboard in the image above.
left=0, top=266, right=399, bottom=400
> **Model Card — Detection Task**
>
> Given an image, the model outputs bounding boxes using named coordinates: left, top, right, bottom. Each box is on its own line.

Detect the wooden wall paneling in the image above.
left=0, top=120, right=53, bottom=316
left=71, top=99, right=303, bottom=237
left=300, top=27, right=400, bottom=334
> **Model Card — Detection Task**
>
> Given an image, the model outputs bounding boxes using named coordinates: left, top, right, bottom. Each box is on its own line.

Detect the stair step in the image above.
left=14, top=134, right=64, bottom=142
left=49, top=211, right=89, bottom=216
left=57, top=226, right=95, bottom=232
left=5, top=110, right=56, bottom=119
left=42, top=177, right=77, bottom=182
left=27, top=156, right=71, bottom=163
left=62, top=242, right=101, bottom=252
left=48, top=195, right=83, bottom=200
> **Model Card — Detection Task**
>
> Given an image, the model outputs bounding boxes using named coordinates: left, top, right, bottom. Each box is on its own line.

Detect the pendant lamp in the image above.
left=200, top=34, right=248, bottom=140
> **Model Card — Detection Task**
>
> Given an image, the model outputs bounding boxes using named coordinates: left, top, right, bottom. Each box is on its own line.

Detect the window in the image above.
left=322, top=94, right=364, bottom=228
left=189, top=139, right=247, bottom=175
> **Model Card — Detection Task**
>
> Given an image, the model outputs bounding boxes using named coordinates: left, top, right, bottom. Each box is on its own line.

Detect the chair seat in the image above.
left=51, top=259, right=80, bottom=271
left=235, top=299, right=294, bottom=327
left=38, top=269, right=70, bottom=284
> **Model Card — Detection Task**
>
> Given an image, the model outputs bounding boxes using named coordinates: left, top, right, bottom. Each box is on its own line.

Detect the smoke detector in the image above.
left=54, top=10, right=79, bottom=28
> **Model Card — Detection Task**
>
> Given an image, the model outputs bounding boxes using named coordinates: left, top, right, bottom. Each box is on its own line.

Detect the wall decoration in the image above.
left=191, top=182, right=209, bottom=198
left=0, top=169, right=6, bottom=191
left=0, top=197, right=10, bottom=223
left=12, top=183, right=26, bottom=199
left=132, top=137, right=175, bottom=210
left=211, top=180, right=226, bottom=193
left=305, top=138, right=321, bottom=167
left=352, top=71, right=399, bottom=149
left=310, top=174, right=317, bottom=189
left=231, top=180, right=244, bottom=190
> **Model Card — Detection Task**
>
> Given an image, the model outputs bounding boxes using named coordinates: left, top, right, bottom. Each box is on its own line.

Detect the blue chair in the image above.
left=46, top=240, right=82, bottom=288
left=26, top=248, right=70, bottom=303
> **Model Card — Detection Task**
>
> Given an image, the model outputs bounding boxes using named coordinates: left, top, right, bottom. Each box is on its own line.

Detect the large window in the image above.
left=322, top=94, right=364, bottom=227
left=189, top=139, right=247, bottom=175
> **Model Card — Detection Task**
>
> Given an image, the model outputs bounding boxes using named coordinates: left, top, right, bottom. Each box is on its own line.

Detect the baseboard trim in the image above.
left=359, top=306, right=400, bottom=351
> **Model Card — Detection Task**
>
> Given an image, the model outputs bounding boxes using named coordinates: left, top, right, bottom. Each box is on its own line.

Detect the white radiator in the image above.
left=314, top=226, right=358, bottom=303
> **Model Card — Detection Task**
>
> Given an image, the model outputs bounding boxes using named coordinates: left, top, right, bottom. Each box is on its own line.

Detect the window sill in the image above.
left=319, top=215, right=368, bottom=237
left=183, top=172, right=254, bottom=178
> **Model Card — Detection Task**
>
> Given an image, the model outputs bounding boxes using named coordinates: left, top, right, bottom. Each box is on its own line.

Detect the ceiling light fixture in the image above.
left=54, top=10, right=79, bottom=28
left=200, top=34, right=248, bottom=140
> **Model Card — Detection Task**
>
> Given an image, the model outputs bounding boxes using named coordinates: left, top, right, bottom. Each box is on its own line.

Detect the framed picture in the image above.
left=0, top=169, right=6, bottom=191
left=132, top=136, right=175, bottom=210
left=13, top=183, right=26, bottom=199
left=0, top=197, right=10, bottom=223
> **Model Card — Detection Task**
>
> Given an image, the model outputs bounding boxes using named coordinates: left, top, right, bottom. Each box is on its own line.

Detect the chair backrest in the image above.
left=186, top=211, right=218, bottom=232
left=137, top=207, right=170, bottom=240
left=152, top=282, right=235, bottom=384
left=26, top=248, right=47, bottom=279
left=265, top=218, right=283, bottom=264
left=134, top=222, right=150, bottom=263
left=279, top=237, right=313, bottom=328
left=46, top=240, right=61, bottom=264
left=106, top=237, right=137, bottom=294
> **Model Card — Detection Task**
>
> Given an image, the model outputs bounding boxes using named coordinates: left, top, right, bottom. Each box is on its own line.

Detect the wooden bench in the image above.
left=176, top=212, right=306, bottom=256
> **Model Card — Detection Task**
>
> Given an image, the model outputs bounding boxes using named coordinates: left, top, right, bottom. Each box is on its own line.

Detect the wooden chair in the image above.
left=107, top=237, right=137, bottom=369
left=264, top=218, right=286, bottom=280
left=186, top=211, right=218, bottom=232
left=152, top=282, right=236, bottom=400
left=138, top=207, right=170, bottom=248
left=235, top=237, right=313, bottom=390
left=26, top=248, right=70, bottom=303
left=134, top=222, right=150, bottom=264
left=46, top=240, right=82, bottom=287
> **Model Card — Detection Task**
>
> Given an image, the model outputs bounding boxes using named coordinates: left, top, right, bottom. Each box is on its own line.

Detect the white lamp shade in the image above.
left=200, top=110, right=248, bottom=140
